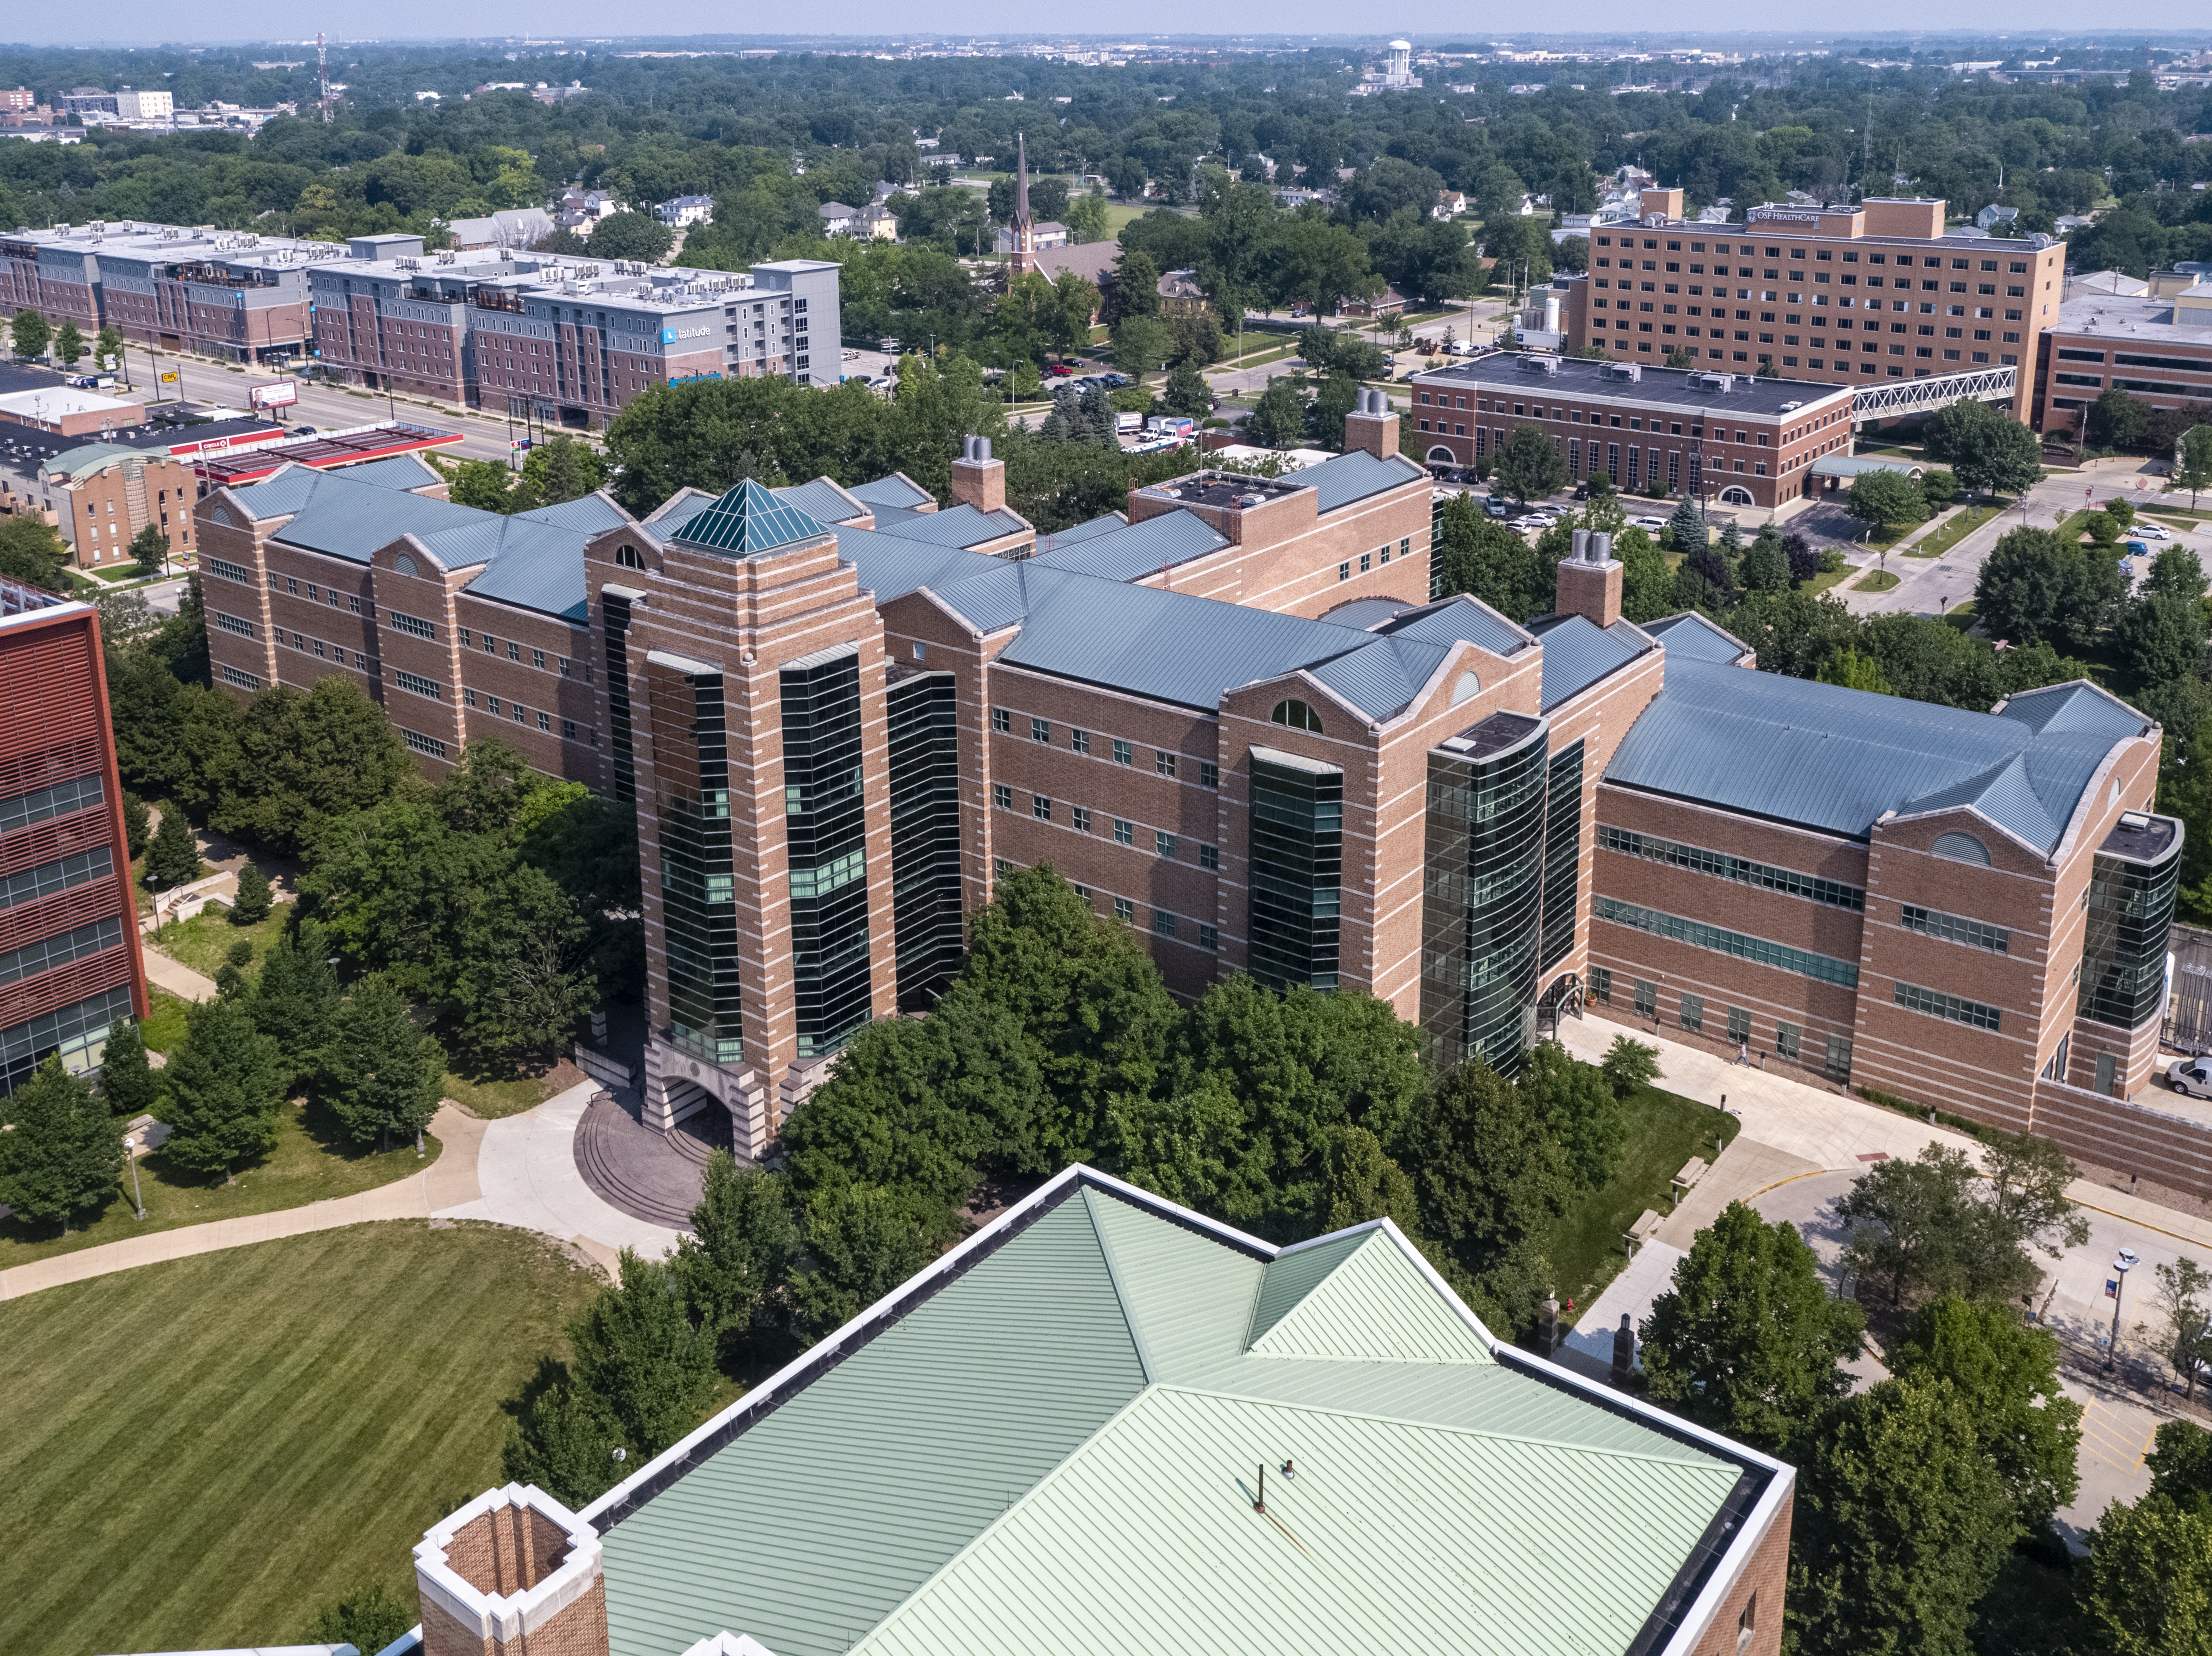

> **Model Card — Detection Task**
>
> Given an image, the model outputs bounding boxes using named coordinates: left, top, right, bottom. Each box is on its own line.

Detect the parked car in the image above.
left=1100, top=372, right=1132, bottom=388
left=1633, top=515, right=1670, bottom=531
left=292, top=426, right=318, bottom=437
left=2168, top=1057, right=2212, bottom=1099
left=877, top=337, right=902, bottom=354
left=1484, top=499, right=1510, bottom=517
left=1046, top=363, right=1075, bottom=377
left=2134, top=523, right=2172, bottom=540
left=1571, top=482, right=1591, bottom=500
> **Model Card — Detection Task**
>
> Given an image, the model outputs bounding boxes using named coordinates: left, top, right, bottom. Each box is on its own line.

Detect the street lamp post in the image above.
left=123, top=1134, right=145, bottom=1219
left=2105, top=1247, right=2141, bottom=1374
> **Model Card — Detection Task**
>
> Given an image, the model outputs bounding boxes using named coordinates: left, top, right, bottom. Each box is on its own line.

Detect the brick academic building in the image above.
left=196, top=401, right=2198, bottom=1191
left=1556, top=190, right=2062, bottom=424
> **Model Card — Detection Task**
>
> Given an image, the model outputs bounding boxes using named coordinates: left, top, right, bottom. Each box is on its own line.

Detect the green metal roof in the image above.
left=588, top=1173, right=1776, bottom=1656
left=672, top=478, right=836, bottom=557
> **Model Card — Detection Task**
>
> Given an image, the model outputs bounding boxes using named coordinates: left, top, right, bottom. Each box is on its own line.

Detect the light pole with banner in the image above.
left=2105, top=1247, right=2140, bottom=1373
left=123, top=1133, right=145, bottom=1220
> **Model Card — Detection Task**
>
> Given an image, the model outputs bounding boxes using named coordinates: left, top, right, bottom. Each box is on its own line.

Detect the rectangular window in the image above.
left=1597, top=825, right=1864, bottom=909
left=538, top=711, right=551, bottom=732
left=507, top=641, right=522, bottom=661
left=1199, top=843, right=1219, bottom=870
left=1199, top=924, right=1219, bottom=951
left=1114, top=897, right=1134, bottom=923
left=992, top=708, right=1011, bottom=733
left=1156, top=831, right=1176, bottom=860
left=1633, top=978, right=1657, bottom=1017
left=993, top=783, right=1012, bottom=809
left=1155, top=750, right=1177, bottom=778
left=532, top=648, right=547, bottom=671
left=214, top=612, right=256, bottom=639
left=1153, top=911, right=1177, bottom=939
left=2095, top=1052, right=2119, bottom=1096
left=1901, top=904, right=2008, bottom=954
left=1893, top=980, right=2002, bottom=1032
left=1773, top=1021, right=1801, bottom=1059
left=1338, top=562, right=1351, bottom=582
left=1824, top=1034, right=1853, bottom=1082
left=1595, top=897, right=1861, bottom=986
left=1113, top=818, right=1134, bottom=845
left=1033, top=794, right=1052, bottom=820
left=559, top=656, right=573, bottom=678
left=460, top=629, right=474, bottom=648
left=1031, top=716, right=1050, bottom=744
left=1113, top=739, right=1133, bottom=767
left=389, top=611, right=436, bottom=640
left=1071, top=728, right=1091, bottom=755
left=1072, top=883, right=1092, bottom=903
left=1727, top=1006, right=1751, bottom=1043
left=481, top=633, right=496, bottom=653
left=1359, top=552, right=1371, bottom=573
left=400, top=728, right=447, bottom=759
left=1679, top=993, right=1705, bottom=1034
left=0, top=773, right=103, bottom=835
left=512, top=703, right=526, bottom=724
left=204, top=557, right=253, bottom=584
left=562, top=719, right=578, bottom=741
left=1199, top=761, right=1219, bottom=789
left=394, top=669, right=442, bottom=700
left=1589, top=966, right=1612, bottom=1004
left=1073, top=805, right=1093, bottom=833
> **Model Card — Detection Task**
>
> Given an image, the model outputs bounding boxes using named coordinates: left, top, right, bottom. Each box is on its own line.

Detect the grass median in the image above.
left=0, top=1220, right=602, bottom=1656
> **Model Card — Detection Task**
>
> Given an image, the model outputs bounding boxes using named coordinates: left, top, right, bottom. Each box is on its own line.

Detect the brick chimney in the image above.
left=1554, top=528, right=1623, bottom=629
left=949, top=434, right=1006, bottom=513
left=417, top=1484, right=609, bottom=1656
left=1639, top=186, right=1685, bottom=220
left=1343, top=387, right=1399, bottom=460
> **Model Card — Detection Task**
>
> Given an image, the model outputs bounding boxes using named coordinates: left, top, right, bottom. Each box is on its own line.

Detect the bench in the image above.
left=1623, top=1208, right=1664, bottom=1255
left=1671, top=1157, right=1710, bottom=1206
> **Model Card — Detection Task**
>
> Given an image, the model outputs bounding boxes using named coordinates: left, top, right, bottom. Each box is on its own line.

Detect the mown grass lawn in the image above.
left=1541, top=1081, right=1740, bottom=1310
left=140, top=985, right=192, bottom=1054
left=0, top=1096, right=440, bottom=1269
left=0, top=1221, right=603, bottom=1656
left=439, top=1066, right=559, bottom=1119
left=1904, top=503, right=1998, bottom=557
left=149, top=904, right=290, bottom=983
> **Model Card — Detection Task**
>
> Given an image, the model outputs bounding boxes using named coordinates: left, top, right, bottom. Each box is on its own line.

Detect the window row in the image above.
left=1336, top=537, right=1413, bottom=583
left=0, top=771, right=104, bottom=837
left=1594, top=234, right=2032, bottom=276
left=991, top=786, right=1217, bottom=865
left=1892, top=980, right=2002, bottom=1033
left=1000, top=864, right=1221, bottom=951
left=278, top=574, right=371, bottom=617
left=1596, top=824, right=1865, bottom=910
left=1593, top=966, right=1854, bottom=1079
left=1594, top=896, right=1862, bottom=987
left=460, top=688, right=599, bottom=747
left=0, top=846, right=112, bottom=915
left=1899, top=904, right=2009, bottom=955
left=990, top=708, right=1217, bottom=786
left=278, top=630, right=374, bottom=673
left=461, top=628, right=587, bottom=680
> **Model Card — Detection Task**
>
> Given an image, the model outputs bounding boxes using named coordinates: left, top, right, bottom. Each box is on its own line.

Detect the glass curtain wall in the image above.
left=1421, top=712, right=1549, bottom=1074
left=650, top=663, right=744, bottom=1067
left=886, top=669, right=964, bottom=1010
left=2080, top=816, right=2183, bottom=1031
left=1539, top=739, right=1585, bottom=976
left=601, top=592, right=637, bottom=803
left=1247, top=748, right=1344, bottom=991
left=782, top=646, right=874, bottom=1058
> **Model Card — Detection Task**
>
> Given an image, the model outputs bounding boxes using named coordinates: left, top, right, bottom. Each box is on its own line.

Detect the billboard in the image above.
left=250, top=379, right=299, bottom=409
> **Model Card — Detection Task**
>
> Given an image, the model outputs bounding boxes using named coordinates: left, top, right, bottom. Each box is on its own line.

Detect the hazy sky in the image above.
left=23, top=2, right=2151, bottom=49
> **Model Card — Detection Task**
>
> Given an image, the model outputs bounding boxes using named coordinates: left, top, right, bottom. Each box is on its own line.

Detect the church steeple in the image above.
left=1010, top=131, right=1036, bottom=274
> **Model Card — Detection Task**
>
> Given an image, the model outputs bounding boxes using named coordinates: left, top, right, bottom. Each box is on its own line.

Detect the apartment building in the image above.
left=2032, top=280, right=2212, bottom=433
left=1409, top=353, right=1856, bottom=510
left=0, top=221, right=323, bottom=362
left=0, top=580, right=148, bottom=1096
left=306, top=234, right=839, bottom=426
left=194, top=399, right=2194, bottom=1193
left=1556, top=190, right=2062, bottom=423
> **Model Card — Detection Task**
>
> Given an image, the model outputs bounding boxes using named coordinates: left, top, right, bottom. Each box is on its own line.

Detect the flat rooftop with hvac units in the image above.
left=397, top=1168, right=1793, bottom=1656
left=192, top=395, right=2198, bottom=1197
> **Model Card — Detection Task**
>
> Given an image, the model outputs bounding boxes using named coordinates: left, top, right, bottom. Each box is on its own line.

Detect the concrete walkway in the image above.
left=139, top=944, right=218, bottom=1003
left=0, top=1103, right=484, bottom=1300
left=431, top=1079, right=683, bottom=1270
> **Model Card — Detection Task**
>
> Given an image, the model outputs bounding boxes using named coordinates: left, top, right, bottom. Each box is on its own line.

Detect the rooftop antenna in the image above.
left=318, top=33, right=333, bottom=125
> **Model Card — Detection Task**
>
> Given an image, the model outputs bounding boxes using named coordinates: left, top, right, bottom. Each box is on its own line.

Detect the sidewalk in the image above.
left=0, top=1103, right=484, bottom=1300
left=139, top=945, right=218, bottom=1003
left=1555, top=1013, right=2212, bottom=1251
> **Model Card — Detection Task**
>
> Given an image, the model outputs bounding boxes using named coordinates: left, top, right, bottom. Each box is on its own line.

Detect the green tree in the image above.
left=1663, top=494, right=1707, bottom=553
left=306, top=1583, right=414, bottom=1656
left=568, top=1248, right=718, bottom=1458
left=1105, top=248, right=1161, bottom=324
left=788, top=1183, right=936, bottom=1343
left=1844, top=469, right=1928, bottom=537
left=1639, top=1201, right=1865, bottom=1455
left=0, top=516, right=70, bottom=592
left=522, top=434, right=609, bottom=505
left=230, top=860, right=273, bottom=925
left=1398, top=1058, right=1569, bottom=1335
left=316, top=973, right=445, bottom=1150
left=2145, top=544, right=2211, bottom=606
left=11, top=307, right=50, bottom=359
left=95, top=323, right=123, bottom=371
left=2082, top=1491, right=2212, bottom=1656
left=144, top=801, right=202, bottom=889
left=187, top=675, right=414, bottom=858
left=2150, top=1420, right=2212, bottom=1510
left=1888, top=1292, right=2082, bottom=1531
left=1320, top=1123, right=1423, bottom=1232
left=1833, top=1142, right=2039, bottom=1307
left=127, top=522, right=167, bottom=578
left=1975, top=525, right=2127, bottom=651
left=1248, top=377, right=1308, bottom=448
left=2178, top=426, right=2212, bottom=510
left=251, top=923, right=342, bottom=1088
left=1492, top=423, right=1568, bottom=504
left=455, top=862, right=599, bottom=1061
left=584, top=210, right=675, bottom=263
left=1925, top=399, right=2043, bottom=498
left=120, top=791, right=150, bottom=860
left=1515, top=1041, right=1626, bottom=1188
left=501, top=1362, right=623, bottom=1510
left=1162, top=360, right=1212, bottom=418
left=1598, top=1033, right=1662, bottom=1096
left=1111, top=314, right=1174, bottom=380
left=1617, top=527, right=1674, bottom=624
left=2118, top=592, right=2210, bottom=689
left=2088, top=386, right=2153, bottom=451
left=1064, top=190, right=1110, bottom=245
left=161, top=994, right=286, bottom=1182
left=54, top=319, right=84, bottom=366
left=0, top=1055, right=123, bottom=1230
left=672, top=1151, right=799, bottom=1363
left=1739, top=526, right=1791, bottom=592
left=1310, top=372, right=1360, bottom=451
left=98, top=1016, right=158, bottom=1121
left=1786, top=1378, right=2017, bottom=1656
left=2154, top=1260, right=2212, bottom=1401
left=1981, top=1125, right=2089, bottom=1261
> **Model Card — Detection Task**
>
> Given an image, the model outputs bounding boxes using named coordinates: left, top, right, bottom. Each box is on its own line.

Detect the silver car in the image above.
left=2167, top=1057, right=2212, bottom=1098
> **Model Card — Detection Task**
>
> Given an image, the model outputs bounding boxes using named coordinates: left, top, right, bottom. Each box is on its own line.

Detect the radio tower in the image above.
left=318, top=33, right=333, bottom=125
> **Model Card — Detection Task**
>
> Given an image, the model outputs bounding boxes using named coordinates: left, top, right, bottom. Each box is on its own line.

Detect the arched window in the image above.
left=1428, top=446, right=1456, bottom=463
left=1932, top=831, right=1990, bottom=866
left=1720, top=486, right=1755, bottom=506
left=1451, top=670, right=1482, bottom=706
left=615, top=544, right=645, bottom=570
left=1271, top=698, right=1323, bottom=734
left=210, top=506, right=231, bottom=526
left=392, top=553, right=418, bottom=576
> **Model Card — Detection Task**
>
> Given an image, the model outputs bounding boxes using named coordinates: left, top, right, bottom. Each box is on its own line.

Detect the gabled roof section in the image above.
left=256, top=469, right=499, bottom=564
left=847, top=472, right=934, bottom=511
left=868, top=499, right=1029, bottom=549
left=1376, top=593, right=1532, bottom=658
left=1530, top=611, right=1654, bottom=709
left=1298, top=447, right=1428, bottom=512
left=1646, top=610, right=1752, bottom=665
left=772, top=477, right=870, bottom=526
left=1036, top=511, right=1129, bottom=551
left=1246, top=1228, right=1494, bottom=1365
left=1306, top=634, right=1453, bottom=722
left=638, top=487, right=719, bottom=544
left=1031, top=508, right=1229, bottom=581
left=672, top=478, right=835, bottom=557
left=1997, top=678, right=2151, bottom=741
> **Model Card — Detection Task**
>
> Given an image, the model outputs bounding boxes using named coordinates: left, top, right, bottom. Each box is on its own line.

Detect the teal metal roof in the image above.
left=673, top=479, right=837, bottom=557
left=1646, top=611, right=1751, bottom=665
left=588, top=1172, right=1773, bottom=1656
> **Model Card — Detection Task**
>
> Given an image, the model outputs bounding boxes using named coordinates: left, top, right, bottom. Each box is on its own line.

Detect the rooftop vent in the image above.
left=1518, top=354, right=1562, bottom=376
left=1688, top=372, right=1735, bottom=393
left=1602, top=361, right=1642, bottom=382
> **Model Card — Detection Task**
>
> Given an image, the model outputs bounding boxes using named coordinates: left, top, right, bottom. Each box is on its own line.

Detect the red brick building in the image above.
left=0, top=582, right=148, bottom=1096
left=2032, top=280, right=2212, bottom=435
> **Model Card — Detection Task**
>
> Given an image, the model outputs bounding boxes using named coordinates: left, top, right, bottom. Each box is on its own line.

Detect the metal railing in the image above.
left=1851, top=364, right=2017, bottom=421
